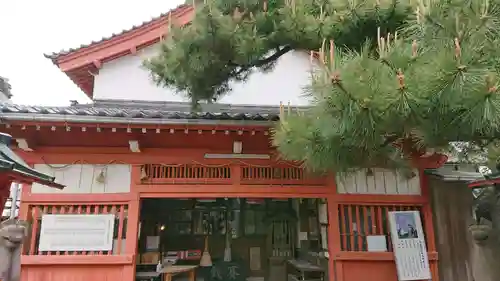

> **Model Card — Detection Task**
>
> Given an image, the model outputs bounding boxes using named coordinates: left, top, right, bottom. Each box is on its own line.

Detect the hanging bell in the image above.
left=95, top=169, right=106, bottom=184
left=366, top=168, right=374, bottom=177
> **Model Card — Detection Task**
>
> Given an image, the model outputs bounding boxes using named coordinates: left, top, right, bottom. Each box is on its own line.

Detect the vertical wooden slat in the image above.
left=117, top=205, right=125, bottom=255
left=363, top=205, right=370, bottom=236
left=29, top=206, right=40, bottom=255
left=377, top=206, right=384, bottom=235
left=44, top=205, right=52, bottom=256
left=108, top=205, right=117, bottom=256
left=370, top=206, right=376, bottom=234
left=339, top=204, right=346, bottom=251
left=347, top=205, right=354, bottom=251
left=387, top=206, right=395, bottom=252
left=354, top=205, right=362, bottom=251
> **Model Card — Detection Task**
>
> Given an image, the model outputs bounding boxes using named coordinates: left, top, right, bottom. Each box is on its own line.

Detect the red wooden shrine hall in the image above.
left=0, top=4, right=444, bottom=281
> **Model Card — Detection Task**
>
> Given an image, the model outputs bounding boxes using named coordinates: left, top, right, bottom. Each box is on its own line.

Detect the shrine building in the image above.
left=0, top=4, right=443, bottom=281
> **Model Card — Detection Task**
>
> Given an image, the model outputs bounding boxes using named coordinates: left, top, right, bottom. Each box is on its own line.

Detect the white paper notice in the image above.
left=146, top=236, right=160, bottom=250
left=367, top=235, right=387, bottom=252
left=298, top=232, right=308, bottom=241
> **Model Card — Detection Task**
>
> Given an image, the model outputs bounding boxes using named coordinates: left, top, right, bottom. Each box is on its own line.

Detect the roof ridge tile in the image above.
left=0, top=102, right=284, bottom=123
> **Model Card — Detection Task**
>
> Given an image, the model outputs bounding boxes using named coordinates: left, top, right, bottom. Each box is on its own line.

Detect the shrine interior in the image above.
left=136, top=198, right=329, bottom=281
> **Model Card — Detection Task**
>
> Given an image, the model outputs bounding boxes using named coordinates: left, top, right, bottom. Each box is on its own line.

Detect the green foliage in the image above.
left=149, top=0, right=500, bottom=174
left=145, top=0, right=413, bottom=108
left=275, top=0, right=500, bottom=173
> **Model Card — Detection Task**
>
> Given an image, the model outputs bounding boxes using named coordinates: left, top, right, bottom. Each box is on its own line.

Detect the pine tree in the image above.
left=145, top=0, right=413, bottom=108
left=274, top=1, right=500, bottom=278
left=275, top=0, right=500, bottom=175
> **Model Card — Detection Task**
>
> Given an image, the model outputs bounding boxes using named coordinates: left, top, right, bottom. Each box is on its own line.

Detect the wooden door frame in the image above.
left=134, top=189, right=335, bottom=280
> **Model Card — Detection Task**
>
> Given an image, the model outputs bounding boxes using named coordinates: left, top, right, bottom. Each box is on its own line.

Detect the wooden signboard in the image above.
left=388, top=211, right=431, bottom=281
left=38, top=214, right=115, bottom=252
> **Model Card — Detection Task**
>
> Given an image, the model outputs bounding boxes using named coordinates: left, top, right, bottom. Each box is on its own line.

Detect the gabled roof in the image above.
left=44, top=4, right=190, bottom=61
left=45, top=4, right=194, bottom=99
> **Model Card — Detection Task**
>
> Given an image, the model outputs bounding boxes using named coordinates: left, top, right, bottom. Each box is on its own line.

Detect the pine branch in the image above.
left=274, top=0, right=500, bottom=173
left=146, top=0, right=414, bottom=105
left=424, top=14, right=446, bottom=31
left=230, top=46, right=292, bottom=75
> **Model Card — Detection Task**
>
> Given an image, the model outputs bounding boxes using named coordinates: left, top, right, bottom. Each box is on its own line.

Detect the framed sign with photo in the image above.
left=388, top=211, right=431, bottom=281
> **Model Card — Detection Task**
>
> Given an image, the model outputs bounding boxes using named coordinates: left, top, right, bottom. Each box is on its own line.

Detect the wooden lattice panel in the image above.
left=338, top=204, right=424, bottom=252
left=241, top=166, right=325, bottom=185
left=142, top=164, right=231, bottom=184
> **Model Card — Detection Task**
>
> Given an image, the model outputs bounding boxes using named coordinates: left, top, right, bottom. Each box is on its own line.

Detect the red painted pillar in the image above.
left=419, top=169, right=439, bottom=281
left=327, top=174, right=341, bottom=281
left=123, top=165, right=142, bottom=281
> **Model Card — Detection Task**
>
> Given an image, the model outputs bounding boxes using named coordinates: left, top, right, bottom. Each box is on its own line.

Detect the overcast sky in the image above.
left=0, top=0, right=184, bottom=106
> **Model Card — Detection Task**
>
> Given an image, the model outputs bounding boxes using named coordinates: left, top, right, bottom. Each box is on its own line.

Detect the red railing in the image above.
left=141, top=163, right=326, bottom=186
left=240, top=166, right=325, bottom=185
left=26, top=203, right=128, bottom=256
left=142, top=164, right=231, bottom=184
left=338, top=203, right=424, bottom=252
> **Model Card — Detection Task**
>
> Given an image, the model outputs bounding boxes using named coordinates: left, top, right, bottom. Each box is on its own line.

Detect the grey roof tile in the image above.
left=0, top=99, right=285, bottom=123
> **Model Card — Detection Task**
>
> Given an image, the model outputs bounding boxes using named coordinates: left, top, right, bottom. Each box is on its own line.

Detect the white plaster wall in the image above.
left=31, top=164, right=131, bottom=194
left=336, top=169, right=421, bottom=195
left=93, top=44, right=314, bottom=106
